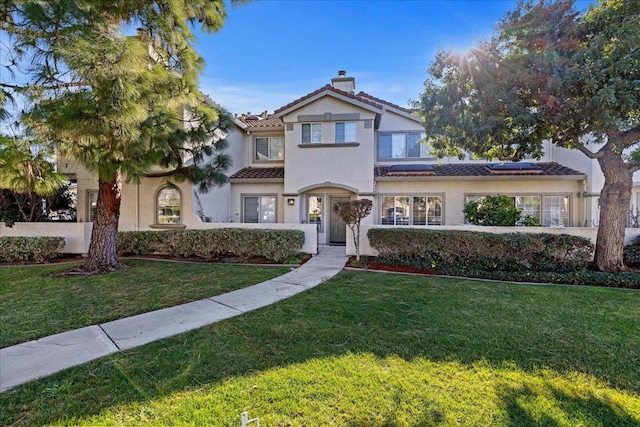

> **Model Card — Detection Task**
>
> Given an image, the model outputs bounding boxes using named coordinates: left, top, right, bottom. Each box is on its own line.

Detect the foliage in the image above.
left=0, top=236, right=64, bottom=263
left=623, top=236, right=640, bottom=267
left=0, top=136, right=69, bottom=225
left=368, top=228, right=594, bottom=273
left=0, top=183, right=76, bottom=226
left=333, top=199, right=372, bottom=261
left=1, top=1, right=240, bottom=272
left=463, top=195, right=522, bottom=226
left=118, top=229, right=305, bottom=263
left=1, top=270, right=639, bottom=425
left=415, top=0, right=640, bottom=272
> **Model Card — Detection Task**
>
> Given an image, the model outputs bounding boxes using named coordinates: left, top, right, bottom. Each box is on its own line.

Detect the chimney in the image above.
left=331, top=70, right=355, bottom=94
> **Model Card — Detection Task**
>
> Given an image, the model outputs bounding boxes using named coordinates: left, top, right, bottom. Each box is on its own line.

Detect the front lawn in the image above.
left=0, top=260, right=289, bottom=348
left=1, top=270, right=638, bottom=426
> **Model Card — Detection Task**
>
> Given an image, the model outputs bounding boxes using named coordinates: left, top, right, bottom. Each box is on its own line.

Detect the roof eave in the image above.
left=375, top=174, right=587, bottom=182
left=229, top=178, right=285, bottom=184
left=274, top=90, right=383, bottom=118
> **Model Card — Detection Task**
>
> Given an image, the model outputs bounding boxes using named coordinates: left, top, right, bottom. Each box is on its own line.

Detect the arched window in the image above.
left=156, top=186, right=181, bottom=225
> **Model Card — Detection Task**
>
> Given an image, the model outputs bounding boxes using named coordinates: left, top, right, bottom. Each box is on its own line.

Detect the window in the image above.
left=543, top=195, right=569, bottom=226
left=302, top=123, right=322, bottom=143
left=255, top=137, right=284, bottom=161
left=335, top=122, right=356, bottom=142
left=87, top=190, right=98, bottom=222
left=157, top=187, right=181, bottom=224
left=308, top=195, right=323, bottom=231
left=243, top=195, right=276, bottom=223
left=378, top=132, right=429, bottom=160
left=381, top=195, right=442, bottom=225
left=465, top=194, right=569, bottom=226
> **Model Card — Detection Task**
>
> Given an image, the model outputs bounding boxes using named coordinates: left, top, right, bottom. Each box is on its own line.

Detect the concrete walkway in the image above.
left=0, top=246, right=348, bottom=393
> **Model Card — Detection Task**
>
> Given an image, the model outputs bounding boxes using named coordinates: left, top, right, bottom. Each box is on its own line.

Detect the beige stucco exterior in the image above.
left=51, top=72, right=640, bottom=249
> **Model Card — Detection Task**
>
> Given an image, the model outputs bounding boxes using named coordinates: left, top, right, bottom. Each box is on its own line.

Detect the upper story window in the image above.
left=335, top=122, right=356, bottom=143
left=302, top=123, right=322, bottom=143
left=255, top=137, right=284, bottom=161
left=157, top=187, right=181, bottom=225
left=378, top=132, right=429, bottom=160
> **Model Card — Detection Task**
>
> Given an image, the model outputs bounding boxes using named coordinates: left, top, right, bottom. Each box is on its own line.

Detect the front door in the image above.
left=330, top=196, right=350, bottom=245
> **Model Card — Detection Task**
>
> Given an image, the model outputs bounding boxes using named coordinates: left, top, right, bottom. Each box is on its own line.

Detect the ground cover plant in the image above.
left=1, top=270, right=638, bottom=426
left=0, top=260, right=289, bottom=348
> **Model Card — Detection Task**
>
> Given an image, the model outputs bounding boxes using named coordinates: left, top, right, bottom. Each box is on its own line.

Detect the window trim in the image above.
left=254, top=136, right=284, bottom=163
left=377, top=131, right=431, bottom=161
left=302, top=123, right=322, bottom=143
left=307, top=194, right=324, bottom=232
left=335, top=121, right=357, bottom=143
left=241, top=194, right=278, bottom=224
left=154, top=185, right=184, bottom=227
left=379, top=194, right=444, bottom=226
left=464, top=193, right=571, bottom=226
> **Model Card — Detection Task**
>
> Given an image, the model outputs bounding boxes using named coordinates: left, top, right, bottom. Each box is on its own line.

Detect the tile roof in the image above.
left=243, top=117, right=284, bottom=128
left=356, top=91, right=414, bottom=114
left=273, top=85, right=384, bottom=115
left=230, top=167, right=284, bottom=180
left=375, top=162, right=585, bottom=178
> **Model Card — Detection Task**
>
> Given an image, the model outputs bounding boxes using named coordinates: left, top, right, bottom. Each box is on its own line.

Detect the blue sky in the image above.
left=196, top=0, right=596, bottom=115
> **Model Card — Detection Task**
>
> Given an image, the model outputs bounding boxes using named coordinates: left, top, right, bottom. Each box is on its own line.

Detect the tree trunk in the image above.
left=84, top=171, right=122, bottom=272
left=594, top=146, right=632, bottom=272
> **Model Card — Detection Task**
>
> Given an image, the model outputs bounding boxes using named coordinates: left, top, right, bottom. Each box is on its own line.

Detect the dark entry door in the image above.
left=330, top=197, right=350, bottom=245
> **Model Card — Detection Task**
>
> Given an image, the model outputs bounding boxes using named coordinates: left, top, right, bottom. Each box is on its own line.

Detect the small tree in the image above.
left=464, top=195, right=522, bottom=226
left=333, top=199, right=372, bottom=261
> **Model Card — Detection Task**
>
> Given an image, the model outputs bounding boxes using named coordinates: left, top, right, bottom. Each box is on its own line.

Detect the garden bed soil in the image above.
left=346, top=256, right=438, bottom=275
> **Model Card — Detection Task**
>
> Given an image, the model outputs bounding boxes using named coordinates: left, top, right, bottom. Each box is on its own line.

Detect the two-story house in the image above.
left=60, top=71, right=639, bottom=245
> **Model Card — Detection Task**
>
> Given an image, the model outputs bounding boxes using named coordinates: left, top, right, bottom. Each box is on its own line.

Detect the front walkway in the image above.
left=0, top=246, right=348, bottom=393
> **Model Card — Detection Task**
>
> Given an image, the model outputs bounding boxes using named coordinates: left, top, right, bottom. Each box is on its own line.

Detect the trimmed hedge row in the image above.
left=368, top=228, right=594, bottom=273
left=624, top=236, right=640, bottom=267
left=0, top=236, right=65, bottom=263
left=118, top=228, right=305, bottom=263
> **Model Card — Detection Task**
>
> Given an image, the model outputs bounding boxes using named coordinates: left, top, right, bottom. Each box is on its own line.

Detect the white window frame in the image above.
left=156, top=186, right=182, bottom=225
left=378, top=131, right=430, bottom=160
left=254, top=136, right=284, bottom=162
left=335, top=122, right=357, bottom=143
left=302, top=123, right=322, bottom=143
left=381, top=195, right=443, bottom=226
left=242, top=195, right=277, bottom=223
left=464, top=194, right=570, bottom=226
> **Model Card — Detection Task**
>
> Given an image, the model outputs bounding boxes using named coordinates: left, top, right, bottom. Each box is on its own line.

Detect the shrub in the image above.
left=464, top=195, right=522, bottom=226
left=623, top=236, right=640, bottom=267
left=367, top=228, right=594, bottom=273
left=118, top=228, right=305, bottom=263
left=0, top=236, right=65, bottom=263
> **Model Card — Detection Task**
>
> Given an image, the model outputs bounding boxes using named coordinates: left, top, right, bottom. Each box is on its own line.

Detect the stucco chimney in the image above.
left=331, top=70, right=355, bottom=94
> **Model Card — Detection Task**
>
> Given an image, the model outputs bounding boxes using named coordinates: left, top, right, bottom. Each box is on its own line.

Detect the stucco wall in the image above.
left=375, top=177, right=585, bottom=226
left=0, top=222, right=317, bottom=255
left=282, top=97, right=376, bottom=194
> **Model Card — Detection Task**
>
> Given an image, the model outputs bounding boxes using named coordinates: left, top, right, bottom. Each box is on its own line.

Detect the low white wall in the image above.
left=0, top=223, right=93, bottom=254
left=0, top=222, right=318, bottom=255
left=347, top=225, right=640, bottom=257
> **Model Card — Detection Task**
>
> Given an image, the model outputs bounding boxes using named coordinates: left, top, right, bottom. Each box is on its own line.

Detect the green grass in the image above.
left=1, top=270, right=639, bottom=426
left=0, top=260, right=289, bottom=348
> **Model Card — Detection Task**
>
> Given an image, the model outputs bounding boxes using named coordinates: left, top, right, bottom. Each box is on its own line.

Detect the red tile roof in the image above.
left=273, top=85, right=384, bottom=115
left=244, top=117, right=284, bottom=128
left=230, top=167, right=284, bottom=180
left=375, top=163, right=585, bottom=178
left=356, top=91, right=414, bottom=114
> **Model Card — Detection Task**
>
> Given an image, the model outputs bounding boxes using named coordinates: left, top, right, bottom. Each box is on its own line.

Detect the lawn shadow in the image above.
left=2, top=270, right=639, bottom=425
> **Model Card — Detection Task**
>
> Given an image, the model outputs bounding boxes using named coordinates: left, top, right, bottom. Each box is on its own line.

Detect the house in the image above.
left=58, top=71, right=640, bottom=245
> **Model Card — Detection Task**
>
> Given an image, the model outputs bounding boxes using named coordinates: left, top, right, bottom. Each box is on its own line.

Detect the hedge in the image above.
left=118, top=228, right=305, bottom=263
left=624, top=236, right=640, bottom=267
left=367, top=228, right=594, bottom=273
left=0, top=236, right=65, bottom=263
